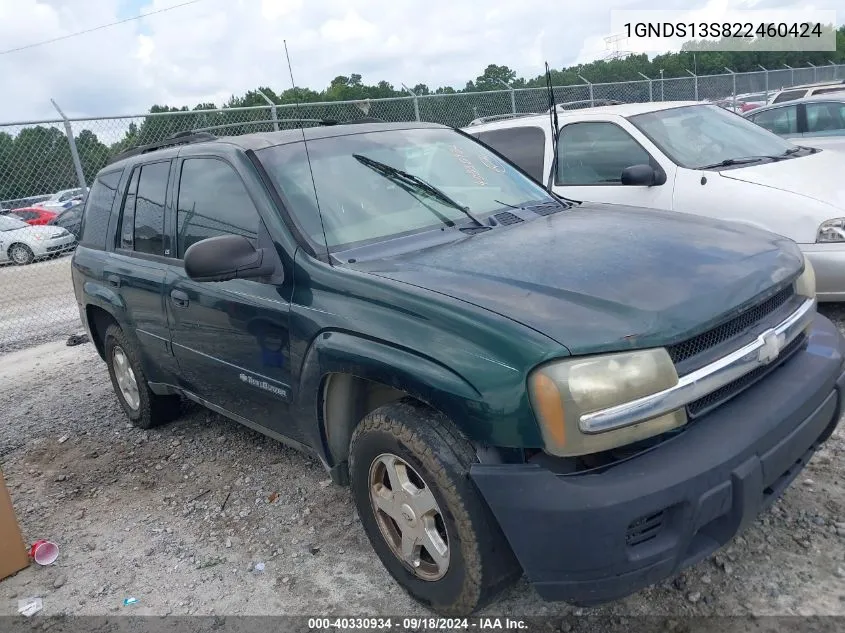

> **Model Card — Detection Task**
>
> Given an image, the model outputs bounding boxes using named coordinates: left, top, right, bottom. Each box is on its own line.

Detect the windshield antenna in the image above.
left=284, top=40, right=332, bottom=264
left=545, top=62, right=559, bottom=192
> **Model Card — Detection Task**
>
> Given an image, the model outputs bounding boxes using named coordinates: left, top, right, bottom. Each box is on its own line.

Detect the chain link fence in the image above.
left=1, top=65, right=843, bottom=351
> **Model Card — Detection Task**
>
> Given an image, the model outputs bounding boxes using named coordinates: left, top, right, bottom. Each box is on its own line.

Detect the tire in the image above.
left=349, top=399, right=520, bottom=615
left=103, top=324, right=181, bottom=429
left=8, top=243, right=34, bottom=265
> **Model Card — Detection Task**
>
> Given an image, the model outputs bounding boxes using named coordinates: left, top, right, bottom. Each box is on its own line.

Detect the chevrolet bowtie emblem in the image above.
left=757, top=329, right=784, bottom=365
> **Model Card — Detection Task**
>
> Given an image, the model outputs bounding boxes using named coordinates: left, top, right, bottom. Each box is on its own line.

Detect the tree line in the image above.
left=1, top=25, right=844, bottom=202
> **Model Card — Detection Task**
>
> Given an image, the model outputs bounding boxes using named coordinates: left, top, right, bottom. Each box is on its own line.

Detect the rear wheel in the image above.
left=349, top=399, right=520, bottom=615
left=8, top=243, right=33, bottom=265
left=103, top=324, right=181, bottom=429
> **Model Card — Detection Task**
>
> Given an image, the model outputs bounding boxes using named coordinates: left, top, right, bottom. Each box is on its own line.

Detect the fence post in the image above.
left=402, top=84, right=420, bottom=121
left=724, top=67, right=736, bottom=111
left=577, top=75, right=593, bottom=105
left=685, top=69, right=698, bottom=100
left=50, top=99, right=87, bottom=194
left=783, top=64, right=794, bottom=86
left=830, top=61, right=838, bottom=80
left=256, top=90, right=279, bottom=131
left=495, top=79, right=516, bottom=113
left=637, top=72, right=653, bottom=101
left=807, top=62, right=817, bottom=83
left=757, top=64, right=768, bottom=100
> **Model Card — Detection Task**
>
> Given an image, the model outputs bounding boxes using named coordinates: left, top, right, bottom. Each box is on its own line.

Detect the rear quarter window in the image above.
left=79, top=170, right=123, bottom=249
left=475, top=127, right=546, bottom=183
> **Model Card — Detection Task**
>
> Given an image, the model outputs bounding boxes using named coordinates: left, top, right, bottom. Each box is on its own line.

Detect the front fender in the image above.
left=294, top=331, right=485, bottom=464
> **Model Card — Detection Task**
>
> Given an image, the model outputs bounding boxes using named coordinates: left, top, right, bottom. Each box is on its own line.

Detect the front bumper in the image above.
left=801, top=243, right=845, bottom=302
left=471, top=314, right=845, bottom=605
left=32, top=235, right=76, bottom=257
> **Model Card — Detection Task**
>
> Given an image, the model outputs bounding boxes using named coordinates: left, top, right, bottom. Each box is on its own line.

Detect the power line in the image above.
left=0, top=0, right=209, bottom=57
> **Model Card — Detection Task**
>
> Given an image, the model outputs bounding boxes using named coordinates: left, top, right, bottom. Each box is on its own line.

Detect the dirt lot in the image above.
left=2, top=306, right=845, bottom=620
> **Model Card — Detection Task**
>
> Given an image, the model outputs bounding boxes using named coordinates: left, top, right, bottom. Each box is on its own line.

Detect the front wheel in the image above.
left=8, top=243, right=34, bottom=265
left=349, top=399, right=520, bottom=615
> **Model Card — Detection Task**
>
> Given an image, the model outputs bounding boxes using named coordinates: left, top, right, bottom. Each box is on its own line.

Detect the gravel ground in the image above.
left=1, top=306, right=845, bottom=620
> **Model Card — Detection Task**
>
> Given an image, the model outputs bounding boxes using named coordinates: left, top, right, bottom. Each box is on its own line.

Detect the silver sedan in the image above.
left=0, top=214, right=76, bottom=265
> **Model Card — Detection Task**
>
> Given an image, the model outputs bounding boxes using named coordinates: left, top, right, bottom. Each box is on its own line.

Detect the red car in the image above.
left=9, top=207, right=58, bottom=225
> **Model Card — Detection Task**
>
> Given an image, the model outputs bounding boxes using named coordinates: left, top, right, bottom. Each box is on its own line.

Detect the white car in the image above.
left=743, top=94, right=845, bottom=152
left=464, top=101, right=845, bottom=301
left=0, top=214, right=76, bottom=265
left=767, top=80, right=845, bottom=105
left=36, top=188, right=84, bottom=212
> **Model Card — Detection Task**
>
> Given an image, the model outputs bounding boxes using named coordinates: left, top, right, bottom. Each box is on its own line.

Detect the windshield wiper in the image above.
left=698, top=148, right=803, bottom=170
left=697, top=157, right=766, bottom=169
left=352, top=154, right=487, bottom=229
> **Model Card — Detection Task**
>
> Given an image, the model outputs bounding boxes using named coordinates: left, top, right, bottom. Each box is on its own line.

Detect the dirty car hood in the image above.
left=356, top=203, right=803, bottom=354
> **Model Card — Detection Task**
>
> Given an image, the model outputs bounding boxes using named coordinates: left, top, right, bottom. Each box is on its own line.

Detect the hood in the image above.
left=719, top=151, right=845, bottom=211
left=13, top=224, right=66, bottom=238
left=355, top=204, right=803, bottom=354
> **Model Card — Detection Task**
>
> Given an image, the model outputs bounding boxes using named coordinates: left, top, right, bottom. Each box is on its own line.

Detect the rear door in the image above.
left=472, top=126, right=548, bottom=184
left=104, top=160, right=180, bottom=380
left=164, top=155, right=297, bottom=439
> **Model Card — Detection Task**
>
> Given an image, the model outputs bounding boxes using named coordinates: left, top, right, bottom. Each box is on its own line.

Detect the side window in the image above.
left=118, top=168, right=140, bottom=249
left=557, top=122, right=652, bottom=185
left=772, top=90, right=807, bottom=104
left=176, top=158, right=260, bottom=257
left=749, top=106, right=798, bottom=135
left=14, top=211, right=35, bottom=220
left=810, top=87, right=845, bottom=96
left=477, top=127, right=546, bottom=182
left=133, top=162, right=170, bottom=256
left=79, top=170, right=122, bottom=249
left=806, top=102, right=845, bottom=134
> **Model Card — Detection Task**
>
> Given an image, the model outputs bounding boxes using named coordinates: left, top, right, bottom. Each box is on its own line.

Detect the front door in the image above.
left=552, top=120, right=675, bottom=211
left=164, top=156, right=297, bottom=439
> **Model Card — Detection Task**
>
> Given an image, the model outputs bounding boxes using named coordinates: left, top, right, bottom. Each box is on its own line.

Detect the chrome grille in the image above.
left=667, top=286, right=794, bottom=365
left=687, top=332, right=807, bottom=418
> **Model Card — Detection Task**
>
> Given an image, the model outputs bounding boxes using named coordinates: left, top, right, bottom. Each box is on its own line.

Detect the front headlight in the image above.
left=817, top=218, right=845, bottom=242
left=528, top=349, right=687, bottom=457
left=795, top=257, right=816, bottom=299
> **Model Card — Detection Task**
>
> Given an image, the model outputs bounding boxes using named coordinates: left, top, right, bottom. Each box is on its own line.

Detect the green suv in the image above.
left=71, top=122, right=842, bottom=614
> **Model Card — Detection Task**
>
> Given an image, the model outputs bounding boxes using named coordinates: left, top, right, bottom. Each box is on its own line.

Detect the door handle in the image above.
left=170, top=289, right=190, bottom=308
left=107, top=274, right=120, bottom=288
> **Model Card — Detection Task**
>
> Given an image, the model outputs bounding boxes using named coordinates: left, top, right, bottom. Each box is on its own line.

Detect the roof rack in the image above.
left=107, top=131, right=217, bottom=165
left=549, top=99, right=623, bottom=112
left=107, top=117, right=390, bottom=165
left=466, top=112, right=540, bottom=127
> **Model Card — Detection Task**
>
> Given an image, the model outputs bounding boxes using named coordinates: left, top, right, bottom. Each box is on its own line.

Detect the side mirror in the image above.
left=184, top=234, right=275, bottom=282
left=621, top=164, right=666, bottom=186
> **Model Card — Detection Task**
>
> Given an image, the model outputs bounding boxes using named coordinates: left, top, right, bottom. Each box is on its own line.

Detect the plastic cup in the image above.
left=29, top=540, right=59, bottom=565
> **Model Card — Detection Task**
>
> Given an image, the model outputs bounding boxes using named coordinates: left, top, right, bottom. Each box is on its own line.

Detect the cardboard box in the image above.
left=0, top=469, right=29, bottom=581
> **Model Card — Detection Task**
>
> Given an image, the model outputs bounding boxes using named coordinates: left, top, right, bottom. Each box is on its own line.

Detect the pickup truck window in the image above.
left=79, top=169, right=122, bottom=249
left=176, top=158, right=259, bottom=257
left=475, top=127, right=545, bottom=182
left=630, top=104, right=795, bottom=169
left=257, top=128, right=554, bottom=250
left=557, top=122, right=651, bottom=185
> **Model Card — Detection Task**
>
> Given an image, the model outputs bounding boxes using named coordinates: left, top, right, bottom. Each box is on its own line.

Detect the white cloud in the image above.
left=0, top=0, right=744, bottom=126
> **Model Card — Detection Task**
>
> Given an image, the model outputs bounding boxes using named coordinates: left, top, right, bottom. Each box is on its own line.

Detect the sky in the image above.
left=0, top=0, right=827, bottom=123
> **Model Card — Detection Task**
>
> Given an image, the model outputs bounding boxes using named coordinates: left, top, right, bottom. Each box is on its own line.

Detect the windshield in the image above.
left=0, top=215, right=27, bottom=231
left=257, top=128, right=556, bottom=250
left=629, top=104, right=796, bottom=169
